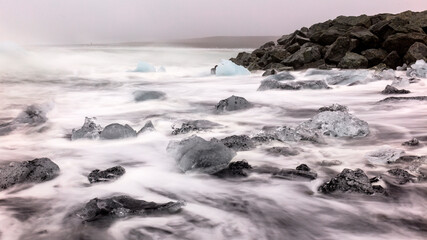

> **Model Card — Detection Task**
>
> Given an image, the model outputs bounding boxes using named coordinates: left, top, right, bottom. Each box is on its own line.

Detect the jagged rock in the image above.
left=88, top=166, right=126, bottom=183
left=361, top=49, right=388, bottom=67
left=296, top=164, right=311, bottom=171
left=282, top=44, right=322, bottom=68
left=71, top=117, right=103, bottom=140
left=365, top=148, right=405, bottom=164
left=318, top=104, right=348, bottom=112
left=137, top=121, right=155, bottom=135
left=383, top=51, right=402, bottom=69
left=75, top=195, right=184, bottom=222
left=258, top=79, right=330, bottom=91
left=213, top=160, right=252, bottom=178
left=219, top=135, right=255, bottom=151
left=299, top=110, right=370, bottom=138
left=312, top=28, right=343, bottom=45
left=383, top=33, right=427, bottom=56
left=274, top=126, right=325, bottom=143
left=171, top=120, right=219, bottom=135
left=215, top=95, right=252, bottom=112
left=262, top=69, right=278, bottom=76
left=287, top=43, right=301, bottom=54
left=387, top=168, right=416, bottom=184
left=100, top=123, right=137, bottom=140
left=13, top=104, right=48, bottom=125
left=166, top=136, right=236, bottom=174
left=332, top=14, right=371, bottom=28
left=133, top=91, right=166, bottom=102
left=338, top=52, right=368, bottom=69
left=325, top=37, right=350, bottom=63
left=265, top=71, right=295, bottom=81
left=378, top=96, right=427, bottom=103
left=0, top=158, right=60, bottom=190
left=381, top=85, right=410, bottom=94
left=404, top=42, right=427, bottom=63
left=265, top=147, right=300, bottom=156
left=402, top=138, right=420, bottom=146
left=349, top=26, right=380, bottom=49
left=269, top=48, right=290, bottom=62
left=318, top=169, right=375, bottom=195
left=260, top=41, right=275, bottom=49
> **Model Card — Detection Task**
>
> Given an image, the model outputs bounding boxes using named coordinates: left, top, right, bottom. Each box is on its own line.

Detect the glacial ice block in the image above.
left=134, top=61, right=156, bottom=72
left=215, top=60, right=250, bottom=76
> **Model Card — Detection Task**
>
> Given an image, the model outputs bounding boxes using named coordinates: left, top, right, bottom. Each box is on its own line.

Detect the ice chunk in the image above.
left=134, top=61, right=156, bottom=72
left=215, top=59, right=250, bottom=76
left=71, top=117, right=103, bottom=140
left=365, top=148, right=405, bottom=164
left=325, top=70, right=370, bottom=85
left=158, top=66, right=166, bottom=72
left=406, top=60, right=427, bottom=78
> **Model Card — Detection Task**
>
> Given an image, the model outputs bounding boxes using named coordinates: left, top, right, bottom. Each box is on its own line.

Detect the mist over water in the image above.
left=0, top=45, right=427, bottom=240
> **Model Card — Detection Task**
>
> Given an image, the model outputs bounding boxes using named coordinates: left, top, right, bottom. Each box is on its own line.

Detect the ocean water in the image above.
left=0, top=45, right=426, bottom=240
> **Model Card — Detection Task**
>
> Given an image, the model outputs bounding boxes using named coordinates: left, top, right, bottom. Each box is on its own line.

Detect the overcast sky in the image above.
left=0, top=0, right=426, bottom=44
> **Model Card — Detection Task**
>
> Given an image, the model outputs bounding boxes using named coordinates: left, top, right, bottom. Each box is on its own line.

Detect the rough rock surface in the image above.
left=0, top=158, right=60, bottom=190
left=265, top=147, right=300, bottom=156
left=88, top=166, right=126, bottom=183
left=75, top=195, right=184, bottom=222
left=318, top=104, right=348, bottom=112
left=71, top=117, right=103, bottom=140
left=230, top=11, right=427, bottom=70
left=219, top=135, right=256, bottom=151
left=133, top=91, right=166, bottom=102
left=381, top=85, right=410, bottom=94
left=402, top=138, right=420, bottom=146
left=387, top=168, right=416, bottom=184
left=258, top=79, right=330, bottom=91
left=172, top=120, right=219, bottom=135
left=378, top=96, right=427, bottom=103
left=215, top=95, right=252, bottom=112
left=167, top=136, right=236, bottom=174
left=318, top=169, right=376, bottom=195
left=213, top=160, right=252, bottom=178
left=100, top=123, right=137, bottom=140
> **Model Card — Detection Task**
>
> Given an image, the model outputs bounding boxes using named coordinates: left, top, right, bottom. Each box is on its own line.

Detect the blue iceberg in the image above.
left=135, top=61, right=156, bottom=72
left=215, top=60, right=250, bottom=76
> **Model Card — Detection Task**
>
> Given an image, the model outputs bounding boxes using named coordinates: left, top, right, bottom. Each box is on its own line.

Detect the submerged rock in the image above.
left=137, top=121, right=155, bottom=135
left=171, top=120, right=220, bottom=135
left=100, top=123, right=137, bottom=140
left=71, top=117, right=103, bottom=140
left=258, top=79, right=330, bottom=91
left=133, top=91, right=166, bottom=102
left=402, top=138, right=420, bottom=146
left=13, top=104, right=48, bottom=125
left=378, top=96, right=427, bottom=103
left=265, top=147, right=300, bottom=156
left=213, top=160, right=252, bottom=178
left=318, top=169, right=375, bottom=195
left=0, top=158, right=60, bottom=190
left=76, top=195, right=184, bottom=222
left=299, top=110, right=370, bottom=138
left=265, top=71, right=295, bottom=81
left=381, top=85, right=410, bottom=94
left=272, top=164, right=317, bottom=181
left=387, top=168, right=416, bottom=185
left=167, top=136, right=236, bottom=174
left=365, top=148, right=405, bottom=164
left=262, top=69, right=278, bottom=76
left=219, top=135, right=255, bottom=151
left=215, top=95, right=252, bottom=112
left=318, top=104, right=348, bottom=112
left=88, top=166, right=126, bottom=184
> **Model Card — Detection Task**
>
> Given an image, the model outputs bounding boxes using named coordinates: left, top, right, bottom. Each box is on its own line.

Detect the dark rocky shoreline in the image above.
left=230, top=11, right=427, bottom=71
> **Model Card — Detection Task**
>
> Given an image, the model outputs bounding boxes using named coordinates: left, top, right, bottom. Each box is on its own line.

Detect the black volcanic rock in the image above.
left=230, top=11, right=427, bottom=70
left=88, top=166, right=126, bottom=184
left=318, top=168, right=375, bottom=195
left=213, top=160, right=252, bottom=178
left=215, top=95, right=252, bottom=112
left=381, top=85, right=410, bottom=94
left=378, top=96, right=427, bottom=103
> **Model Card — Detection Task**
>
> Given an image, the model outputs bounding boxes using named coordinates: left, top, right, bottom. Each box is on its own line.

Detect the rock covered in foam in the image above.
left=402, top=138, right=420, bottom=146
left=167, top=135, right=236, bottom=174
left=100, top=123, right=137, bottom=140
left=88, top=166, right=126, bottom=184
left=71, top=117, right=103, bottom=140
left=0, top=158, right=60, bottom=190
left=215, top=59, right=250, bottom=76
left=215, top=95, right=252, bottom=112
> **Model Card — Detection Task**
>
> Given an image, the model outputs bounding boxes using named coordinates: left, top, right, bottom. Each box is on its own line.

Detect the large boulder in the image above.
left=88, top=166, right=126, bottom=184
left=133, top=90, right=166, bottom=102
left=338, top=52, right=368, bottom=69
left=332, top=14, right=371, bottom=28
left=348, top=26, right=380, bottom=49
left=325, top=37, right=351, bottom=63
left=258, top=79, right=330, bottom=91
left=75, top=195, right=184, bottom=222
left=215, top=95, right=252, bottom=112
left=282, top=44, right=322, bottom=68
left=166, top=136, right=236, bottom=174
left=383, top=32, right=427, bottom=55
left=318, top=169, right=375, bottom=195
left=0, top=158, right=60, bottom=190
left=100, top=123, right=137, bottom=140
left=298, top=110, right=370, bottom=138
left=404, top=42, right=427, bottom=64
left=383, top=51, right=403, bottom=69
left=361, top=49, right=388, bottom=67
left=71, top=117, right=103, bottom=140
left=310, top=27, right=343, bottom=45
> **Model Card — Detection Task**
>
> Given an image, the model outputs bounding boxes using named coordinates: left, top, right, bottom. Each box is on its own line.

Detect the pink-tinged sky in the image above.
left=0, top=0, right=426, bottom=45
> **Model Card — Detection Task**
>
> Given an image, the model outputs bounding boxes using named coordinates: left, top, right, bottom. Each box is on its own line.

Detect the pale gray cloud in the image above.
left=0, top=0, right=425, bottom=44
